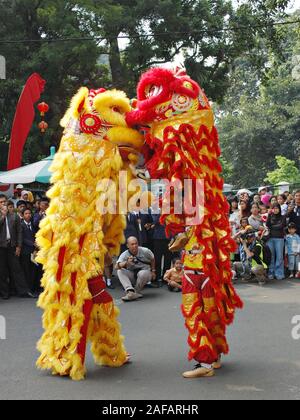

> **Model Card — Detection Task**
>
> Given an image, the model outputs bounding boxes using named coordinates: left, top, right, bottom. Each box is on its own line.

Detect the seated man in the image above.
left=233, top=229, right=268, bottom=286
left=116, top=237, right=156, bottom=302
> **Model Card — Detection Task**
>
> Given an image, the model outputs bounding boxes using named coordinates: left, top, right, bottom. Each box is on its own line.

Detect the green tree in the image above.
left=217, top=12, right=300, bottom=187
left=265, top=155, right=300, bottom=184
left=0, top=0, right=107, bottom=170
left=0, top=0, right=293, bottom=171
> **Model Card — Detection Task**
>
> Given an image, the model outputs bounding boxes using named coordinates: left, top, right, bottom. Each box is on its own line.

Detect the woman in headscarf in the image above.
left=266, top=204, right=286, bottom=280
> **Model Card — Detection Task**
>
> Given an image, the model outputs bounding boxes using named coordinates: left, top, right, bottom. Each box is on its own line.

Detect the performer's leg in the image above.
left=202, top=279, right=228, bottom=368
left=88, top=276, right=127, bottom=368
left=182, top=272, right=217, bottom=378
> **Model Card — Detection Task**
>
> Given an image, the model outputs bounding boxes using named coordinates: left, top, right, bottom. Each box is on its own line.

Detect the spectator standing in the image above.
left=253, top=194, right=261, bottom=204
left=33, top=197, right=49, bottom=230
left=229, top=199, right=240, bottom=238
left=136, top=209, right=153, bottom=249
left=277, top=194, right=288, bottom=215
left=9, top=189, right=19, bottom=207
left=286, top=193, right=294, bottom=205
left=16, top=200, right=27, bottom=220
left=266, top=204, right=286, bottom=280
left=20, top=209, right=38, bottom=293
left=248, top=203, right=263, bottom=232
left=258, top=186, right=268, bottom=198
left=287, top=190, right=300, bottom=235
left=7, top=201, right=15, bottom=216
left=285, top=222, right=300, bottom=278
left=151, top=211, right=172, bottom=284
left=270, top=196, right=278, bottom=208
left=239, top=200, right=251, bottom=219
left=121, top=212, right=140, bottom=253
left=34, top=199, right=41, bottom=213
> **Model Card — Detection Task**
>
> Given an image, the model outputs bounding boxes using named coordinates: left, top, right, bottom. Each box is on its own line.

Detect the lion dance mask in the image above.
left=127, top=67, right=243, bottom=375
left=36, top=87, right=144, bottom=380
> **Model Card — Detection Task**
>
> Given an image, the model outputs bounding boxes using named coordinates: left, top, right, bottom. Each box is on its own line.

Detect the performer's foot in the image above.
left=182, top=364, right=215, bottom=378
left=125, top=353, right=132, bottom=364
left=212, top=357, right=222, bottom=369
left=168, top=232, right=189, bottom=252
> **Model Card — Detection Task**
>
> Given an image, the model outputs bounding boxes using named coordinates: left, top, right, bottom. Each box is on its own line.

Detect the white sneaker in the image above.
left=122, top=291, right=140, bottom=302
left=134, top=290, right=144, bottom=298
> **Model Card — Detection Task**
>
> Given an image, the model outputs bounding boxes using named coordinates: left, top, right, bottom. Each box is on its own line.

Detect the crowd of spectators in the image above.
left=1, top=183, right=299, bottom=303
left=0, top=185, right=49, bottom=300
left=228, top=187, right=300, bottom=286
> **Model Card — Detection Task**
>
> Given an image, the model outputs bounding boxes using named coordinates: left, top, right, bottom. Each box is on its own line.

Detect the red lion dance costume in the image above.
left=127, top=67, right=243, bottom=378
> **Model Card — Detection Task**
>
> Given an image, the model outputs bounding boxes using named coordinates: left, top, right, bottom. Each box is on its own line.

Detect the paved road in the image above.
left=0, top=279, right=299, bottom=400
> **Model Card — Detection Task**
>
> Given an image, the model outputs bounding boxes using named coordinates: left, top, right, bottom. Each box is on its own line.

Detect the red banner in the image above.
left=7, top=73, right=46, bottom=170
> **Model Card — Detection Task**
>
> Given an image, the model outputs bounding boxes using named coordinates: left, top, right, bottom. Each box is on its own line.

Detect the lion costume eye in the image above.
left=145, top=85, right=163, bottom=98
left=112, top=106, right=124, bottom=114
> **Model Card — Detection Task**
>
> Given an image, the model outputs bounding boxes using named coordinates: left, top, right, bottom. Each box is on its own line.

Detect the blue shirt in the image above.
left=285, top=233, right=300, bottom=255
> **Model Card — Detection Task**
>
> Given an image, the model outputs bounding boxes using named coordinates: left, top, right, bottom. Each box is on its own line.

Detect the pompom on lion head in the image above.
left=126, top=67, right=211, bottom=126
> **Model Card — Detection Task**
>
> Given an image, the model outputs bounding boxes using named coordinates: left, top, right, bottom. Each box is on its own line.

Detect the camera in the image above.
left=240, top=232, right=248, bottom=240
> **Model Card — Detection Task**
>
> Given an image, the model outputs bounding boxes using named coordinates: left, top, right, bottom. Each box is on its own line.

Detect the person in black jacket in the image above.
left=20, top=209, right=38, bottom=293
left=121, top=212, right=140, bottom=253
left=266, top=204, right=286, bottom=280
left=287, top=190, right=300, bottom=235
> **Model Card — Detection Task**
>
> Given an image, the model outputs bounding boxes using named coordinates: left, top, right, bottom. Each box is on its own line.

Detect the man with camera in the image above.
left=116, top=237, right=156, bottom=302
left=233, top=228, right=268, bottom=286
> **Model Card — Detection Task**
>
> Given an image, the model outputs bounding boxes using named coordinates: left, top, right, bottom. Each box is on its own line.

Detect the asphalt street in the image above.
left=0, top=278, right=299, bottom=400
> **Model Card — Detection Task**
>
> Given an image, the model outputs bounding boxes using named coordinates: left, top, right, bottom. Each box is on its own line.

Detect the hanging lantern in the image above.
left=38, top=121, right=48, bottom=133
left=37, top=102, right=49, bottom=117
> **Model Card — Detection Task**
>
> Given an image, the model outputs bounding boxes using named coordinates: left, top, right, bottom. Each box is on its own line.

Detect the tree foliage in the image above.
left=217, top=11, right=300, bottom=188
left=0, top=0, right=294, bottom=171
left=265, top=155, right=300, bottom=184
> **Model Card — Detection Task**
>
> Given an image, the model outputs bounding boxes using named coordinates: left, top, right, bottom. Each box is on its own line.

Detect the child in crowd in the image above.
left=277, top=194, right=288, bottom=215
left=164, top=259, right=183, bottom=292
left=232, top=217, right=251, bottom=241
left=285, top=222, right=300, bottom=278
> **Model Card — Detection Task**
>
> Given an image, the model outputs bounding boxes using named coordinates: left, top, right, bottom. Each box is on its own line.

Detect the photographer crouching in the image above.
left=116, top=237, right=156, bottom=302
left=233, top=228, right=268, bottom=286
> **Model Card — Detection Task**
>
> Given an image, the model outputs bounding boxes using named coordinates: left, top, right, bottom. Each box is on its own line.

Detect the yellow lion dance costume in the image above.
left=127, top=67, right=243, bottom=378
left=36, top=87, right=144, bottom=380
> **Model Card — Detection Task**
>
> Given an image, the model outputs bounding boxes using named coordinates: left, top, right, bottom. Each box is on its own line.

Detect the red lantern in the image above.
left=37, top=102, right=49, bottom=116
left=38, top=121, right=48, bottom=133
